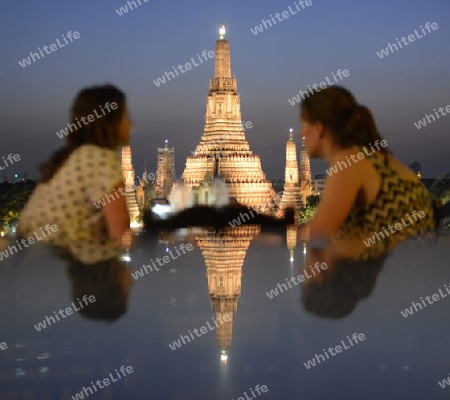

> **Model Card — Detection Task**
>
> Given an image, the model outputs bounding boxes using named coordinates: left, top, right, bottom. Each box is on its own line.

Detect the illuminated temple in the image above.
left=153, top=140, right=175, bottom=199
left=181, top=24, right=277, bottom=210
left=121, top=146, right=140, bottom=223
left=278, top=129, right=304, bottom=218
left=299, top=138, right=312, bottom=201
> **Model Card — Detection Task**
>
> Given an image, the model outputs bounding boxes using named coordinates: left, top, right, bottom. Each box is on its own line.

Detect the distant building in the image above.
left=312, top=174, right=327, bottom=195
left=299, top=139, right=312, bottom=202
left=136, top=162, right=149, bottom=210
left=409, top=161, right=421, bottom=178
left=154, top=140, right=175, bottom=200
left=121, top=146, right=140, bottom=224
left=278, top=129, right=303, bottom=218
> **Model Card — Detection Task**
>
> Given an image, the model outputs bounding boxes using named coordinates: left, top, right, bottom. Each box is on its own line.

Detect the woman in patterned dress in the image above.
left=18, top=84, right=132, bottom=263
left=298, top=85, right=435, bottom=258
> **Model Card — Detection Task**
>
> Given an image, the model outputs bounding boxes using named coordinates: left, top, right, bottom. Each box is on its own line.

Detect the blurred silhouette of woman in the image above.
left=18, top=84, right=132, bottom=263
left=67, top=256, right=132, bottom=321
left=299, top=86, right=435, bottom=254
left=301, top=246, right=387, bottom=318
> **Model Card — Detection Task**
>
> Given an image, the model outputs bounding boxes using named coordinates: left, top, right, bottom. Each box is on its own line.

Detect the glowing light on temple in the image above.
left=221, top=351, right=228, bottom=364
left=219, top=23, right=226, bottom=39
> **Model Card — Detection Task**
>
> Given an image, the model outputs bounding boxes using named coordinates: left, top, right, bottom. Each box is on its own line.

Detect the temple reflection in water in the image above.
left=195, top=225, right=260, bottom=363
left=193, top=222, right=307, bottom=363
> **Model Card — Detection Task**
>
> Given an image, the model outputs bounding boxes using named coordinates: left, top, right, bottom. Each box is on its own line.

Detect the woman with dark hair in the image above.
left=18, top=84, right=132, bottom=263
left=299, top=86, right=435, bottom=253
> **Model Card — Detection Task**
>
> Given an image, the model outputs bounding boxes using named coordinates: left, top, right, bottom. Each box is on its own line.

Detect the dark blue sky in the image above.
left=1, top=0, right=449, bottom=180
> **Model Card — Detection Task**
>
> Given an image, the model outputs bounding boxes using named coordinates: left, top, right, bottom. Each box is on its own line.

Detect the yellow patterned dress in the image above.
left=337, top=148, right=436, bottom=259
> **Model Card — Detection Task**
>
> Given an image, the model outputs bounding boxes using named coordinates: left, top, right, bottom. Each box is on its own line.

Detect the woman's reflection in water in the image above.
left=300, top=209, right=437, bottom=318
left=301, top=245, right=387, bottom=318
left=66, top=256, right=132, bottom=321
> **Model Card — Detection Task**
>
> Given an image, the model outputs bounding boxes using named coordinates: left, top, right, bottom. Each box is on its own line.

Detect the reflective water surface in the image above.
left=0, top=227, right=449, bottom=400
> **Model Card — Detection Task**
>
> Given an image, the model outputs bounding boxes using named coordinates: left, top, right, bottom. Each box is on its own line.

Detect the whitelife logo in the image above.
left=115, top=0, right=149, bottom=16
left=325, top=140, right=388, bottom=176
left=232, top=384, right=269, bottom=400
left=414, top=102, right=450, bottom=130
left=439, top=373, right=450, bottom=389
left=266, top=262, right=328, bottom=299
left=18, top=31, right=81, bottom=68
left=71, top=365, right=134, bottom=399
left=400, top=283, right=450, bottom=318
left=228, top=193, right=282, bottom=228
left=250, top=0, right=313, bottom=35
left=363, top=210, right=426, bottom=248
left=376, top=22, right=439, bottom=59
left=168, top=315, right=231, bottom=350
left=153, top=50, right=215, bottom=87
left=303, top=333, right=366, bottom=369
left=131, top=243, right=193, bottom=281
left=34, top=295, right=96, bottom=332
left=288, top=69, right=350, bottom=106
left=190, top=122, right=253, bottom=156
left=56, top=102, right=118, bottom=139
left=93, top=172, right=156, bottom=209
left=0, top=153, right=21, bottom=171
left=0, top=224, right=58, bottom=262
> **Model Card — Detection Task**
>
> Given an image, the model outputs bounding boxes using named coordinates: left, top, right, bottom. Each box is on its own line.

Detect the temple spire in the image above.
left=214, top=23, right=231, bottom=79
left=219, top=23, right=226, bottom=39
left=277, top=129, right=302, bottom=219
left=299, top=137, right=312, bottom=205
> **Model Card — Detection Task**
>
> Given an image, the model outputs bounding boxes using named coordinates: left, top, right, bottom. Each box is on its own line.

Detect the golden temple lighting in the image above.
left=219, top=23, right=226, bottom=39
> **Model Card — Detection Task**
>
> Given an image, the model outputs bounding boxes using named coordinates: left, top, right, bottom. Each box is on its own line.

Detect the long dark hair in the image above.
left=39, top=84, right=126, bottom=183
left=301, top=86, right=387, bottom=152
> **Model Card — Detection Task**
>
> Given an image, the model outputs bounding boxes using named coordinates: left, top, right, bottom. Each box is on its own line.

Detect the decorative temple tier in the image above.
left=278, top=129, right=303, bottom=218
left=121, top=146, right=140, bottom=223
left=299, top=139, right=312, bottom=201
left=181, top=23, right=277, bottom=210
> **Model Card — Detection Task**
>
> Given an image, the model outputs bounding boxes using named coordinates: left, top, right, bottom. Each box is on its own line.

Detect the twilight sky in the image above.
left=1, top=0, right=449, bottom=180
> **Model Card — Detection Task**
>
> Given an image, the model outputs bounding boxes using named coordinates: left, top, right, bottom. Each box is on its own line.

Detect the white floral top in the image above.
left=18, top=145, right=124, bottom=264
